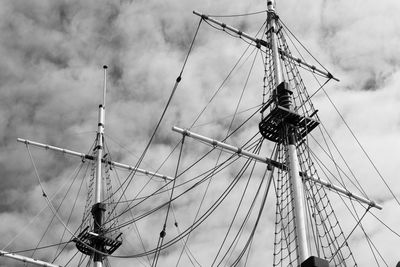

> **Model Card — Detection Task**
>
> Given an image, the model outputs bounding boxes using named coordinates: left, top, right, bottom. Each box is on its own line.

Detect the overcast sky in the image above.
left=0, top=0, right=399, bottom=266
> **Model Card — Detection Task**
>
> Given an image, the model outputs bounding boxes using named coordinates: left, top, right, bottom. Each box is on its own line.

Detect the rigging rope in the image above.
left=278, top=18, right=331, bottom=74
left=308, top=133, right=368, bottom=198
left=109, top=17, right=203, bottom=217
left=54, top=162, right=89, bottom=260
left=176, top=44, right=262, bottom=265
left=152, top=136, right=185, bottom=267
left=214, top=140, right=265, bottom=266
left=108, top=153, right=242, bottom=232
left=170, top=204, right=201, bottom=267
left=278, top=17, right=393, bottom=210
left=205, top=10, right=267, bottom=18
left=23, top=144, right=115, bottom=262
left=302, top=136, right=389, bottom=266
left=229, top=147, right=278, bottom=267
left=64, top=250, right=81, bottom=267
left=223, top=158, right=269, bottom=266
left=31, top=161, right=84, bottom=259
left=276, top=30, right=390, bottom=263
left=108, top=156, right=153, bottom=266
left=209, top=43, right=260, bottom=266
left=329, top=206, right=371, bottom=263
left=190, top=17, right=267, bottom=129
left=2, top=241, right=72, bottom=255
left=102, top=145, right=262, bottom=258
left=105, top=132, right=261, bottom=208
left=321, top=87, right=400, bottom=207
left=191, top=104, right=262, bottom=129
left=104, top=105, right=263, bottom=227
left=265, top=16, right=362, bottom=266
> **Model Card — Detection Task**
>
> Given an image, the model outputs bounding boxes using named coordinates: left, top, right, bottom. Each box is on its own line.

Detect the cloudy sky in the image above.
left=0, top=0, right=399, bottom=266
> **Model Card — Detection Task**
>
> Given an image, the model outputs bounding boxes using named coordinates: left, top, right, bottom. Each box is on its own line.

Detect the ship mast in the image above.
left=185, top=1, right=384, bottom=264
left=266, top=0, right=310, bottom=262
left=11, top=65, right=178, bottom=266
left=92, top=65, right=108, bottom=267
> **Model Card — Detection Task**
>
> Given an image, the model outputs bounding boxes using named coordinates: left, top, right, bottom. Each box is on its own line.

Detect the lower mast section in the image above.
left=286, top=130, right=309, bottom=263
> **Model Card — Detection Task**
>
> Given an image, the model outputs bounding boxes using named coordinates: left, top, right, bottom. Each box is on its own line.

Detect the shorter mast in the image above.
left=93, top=65, right=108, bottom=267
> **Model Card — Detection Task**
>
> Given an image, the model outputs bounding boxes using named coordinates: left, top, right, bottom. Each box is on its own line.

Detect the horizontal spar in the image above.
left=172, top=126, right=382, bottom=210
left=193, top=10, right=339, bottom=82
left=172, top=126, right=284, bottom=169
left=302, top=176, right=382, bottom=210
left=0, top=250, right=62, bottom=267
left=17, top=138, right=174, bottom=181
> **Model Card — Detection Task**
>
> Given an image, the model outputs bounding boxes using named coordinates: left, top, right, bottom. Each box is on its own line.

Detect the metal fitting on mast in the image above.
left=267, top=0, right=276, bottom=12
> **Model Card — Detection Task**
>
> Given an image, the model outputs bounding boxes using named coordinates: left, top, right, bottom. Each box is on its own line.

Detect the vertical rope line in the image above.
left=54, top=163, right=89, bottom=260
left=164, top=137, right=185, bottom=229
left=228, top=144, right=278, bottom=267
left=152, top=137, right=185, bottom=267
left=215, top=139, right=264, bottom=266
left=176, top=32, right=262, bottom=264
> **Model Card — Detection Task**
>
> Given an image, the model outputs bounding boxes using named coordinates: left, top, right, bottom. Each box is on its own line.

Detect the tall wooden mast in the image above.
left=266, top=0, right=310, bottom=262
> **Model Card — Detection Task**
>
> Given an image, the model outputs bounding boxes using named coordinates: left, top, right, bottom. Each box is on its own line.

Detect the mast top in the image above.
left=267, top=0, right=276, bottom=12
left=102, top=65, right=108, bottom=108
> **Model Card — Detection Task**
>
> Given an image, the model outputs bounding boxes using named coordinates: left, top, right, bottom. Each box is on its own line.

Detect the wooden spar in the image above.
left=172, top=126, right=382, bottom=210
left=0, top=250, right=62, bottom=267
left=17, top=138, right=174, bottom=181
left=192, top=10, right=339, bottom=82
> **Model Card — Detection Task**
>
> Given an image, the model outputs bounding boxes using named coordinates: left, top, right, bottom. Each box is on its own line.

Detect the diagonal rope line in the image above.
left=189, top=18, right=267, bottom=129
left=24, top=144, right=113, bottom=260
left=294, top=78, right=330, bottom=112
left=215, top=140, right=265, bottom=267
left=278, top=18, right=330, bottom=73
left=176, top=41, right=262, bottom=265
left=3, top=241, right=72, bottom=255
left=206, top=10, right=267, bottom=18
left=329, top=206, right=371, bottom=262
left=321, top=87, right=400, bottom=207
left=108, top=18, right=203, bottom=216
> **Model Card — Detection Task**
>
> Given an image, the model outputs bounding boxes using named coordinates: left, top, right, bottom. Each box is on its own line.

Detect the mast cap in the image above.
left=267, top=0, right=276, bottom=11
